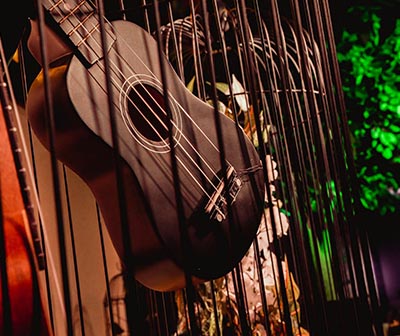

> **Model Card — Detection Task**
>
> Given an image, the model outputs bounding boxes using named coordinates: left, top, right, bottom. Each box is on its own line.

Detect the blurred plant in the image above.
left=336, top=5, right=400, bottom=215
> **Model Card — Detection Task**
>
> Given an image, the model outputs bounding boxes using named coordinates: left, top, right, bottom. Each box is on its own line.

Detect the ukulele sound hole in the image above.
left=127, top=84, right=169, bottom=142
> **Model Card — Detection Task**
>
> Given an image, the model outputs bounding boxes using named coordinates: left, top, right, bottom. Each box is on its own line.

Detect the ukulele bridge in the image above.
left=204, top=165, right=242, bottom=222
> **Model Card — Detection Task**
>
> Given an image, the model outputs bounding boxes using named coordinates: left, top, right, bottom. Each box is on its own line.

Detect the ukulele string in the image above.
left=45, top=0, right=233, bottom=202
left=81, top=2, right=228, bottom=195
left=117, top=78, right=220, bottom=200
left=102, top=70, right=217, bottom=201
left=45, top=0, right=217, bottom=157
left=46, top=0, right=225, bottom=197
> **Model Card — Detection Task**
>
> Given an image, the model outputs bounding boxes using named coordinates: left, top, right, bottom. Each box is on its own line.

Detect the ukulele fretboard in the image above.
left=43, top=0, right=116, bottom=65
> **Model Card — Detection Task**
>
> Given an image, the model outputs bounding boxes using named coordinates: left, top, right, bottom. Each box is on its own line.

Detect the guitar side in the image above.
left=26, top=19, right=265, bottom=291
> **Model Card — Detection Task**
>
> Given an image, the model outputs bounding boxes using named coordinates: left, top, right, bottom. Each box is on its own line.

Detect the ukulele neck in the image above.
left=42, top=0, right=116, bottom=66
left=0, top=44, right=45, bottom=270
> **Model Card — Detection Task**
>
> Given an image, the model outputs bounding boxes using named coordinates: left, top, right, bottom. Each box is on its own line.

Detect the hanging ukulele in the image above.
left=0, top=40, right=52, bottom=336
left=25, top=0, right=265, bottom=291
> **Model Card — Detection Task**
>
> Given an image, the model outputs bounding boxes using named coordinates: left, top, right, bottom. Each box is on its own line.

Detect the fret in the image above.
left=47, top=0, right=63, bottom=13
left=76, top=23, right=100, bottom=47
left=42, top=0, right=116, bottom=66
left=66, top=11, right=95, bottom=36
left=58, top=0, right=86, bottom=24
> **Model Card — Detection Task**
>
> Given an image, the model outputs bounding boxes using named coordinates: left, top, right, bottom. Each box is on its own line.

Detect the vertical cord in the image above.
left=95, top=0, right=143, bottom=333
left=60, top=167, right=86, bottom=336
left=237, top=0, right=294, bottom=334
left=95, top=203, right=117, bottom=336
left=284, top=1, right=338, bottom=334
left=15, top=38, right=57, bottom=335
left=305, top=0, right=355, bottom=309
left=34, top=1, right=74, bottom=334
left=319, top=0, right=384, bottom=334
left=150, top=7, right=185, bottom=335
left=304, top=1, right=370, bottom=335
left=96, top=0, right=133, bottom=333
left=166, top=1, right=185, bottom=80
left=251, top=10, right=319, bottom=328
left=141, top=0, right=151, bottom=32
left=153, top=1, right=199, bottom=335
left=188, top=0, right=207, bottom=100
left=249, top=3, right=303, bottom=334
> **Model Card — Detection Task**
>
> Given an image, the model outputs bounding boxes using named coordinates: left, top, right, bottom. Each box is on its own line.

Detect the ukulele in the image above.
left=26, top=0, right=265, bottom=291
left=0, top=42, right=52, bottom=335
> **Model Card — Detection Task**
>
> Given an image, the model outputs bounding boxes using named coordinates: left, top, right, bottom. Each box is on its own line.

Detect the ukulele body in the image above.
left=27, top=19, right=265, bottom=291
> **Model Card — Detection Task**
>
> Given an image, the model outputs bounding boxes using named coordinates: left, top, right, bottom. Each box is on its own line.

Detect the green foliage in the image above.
left=337, top=6, right=400, bottom=215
